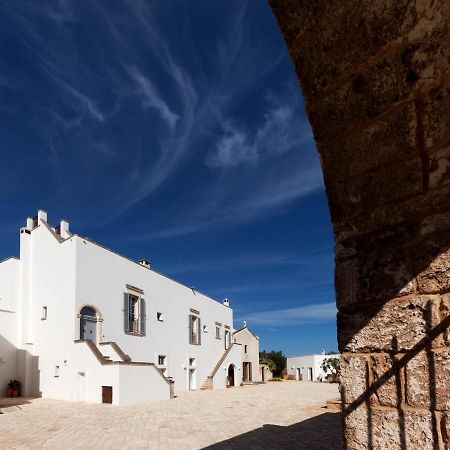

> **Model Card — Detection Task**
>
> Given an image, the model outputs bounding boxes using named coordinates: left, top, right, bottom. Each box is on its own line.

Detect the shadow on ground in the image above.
left=202, top=412, right=341, bottom=450
left=0, top=397, right=33, bottom=413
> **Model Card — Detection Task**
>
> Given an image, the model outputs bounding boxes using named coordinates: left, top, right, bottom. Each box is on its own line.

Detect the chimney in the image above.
left=26, top=217, right=34, bottom=231
left=243, top=320, right=247, bottom=328
left=139, top=259, right=151, bottom=268
left=223, top=298, right=230, bottom=307
left=320, top=349, right=325, bottom=355
left=60, top=220, right=70, bottom=239
left=37, top=209, right=47, bottom=223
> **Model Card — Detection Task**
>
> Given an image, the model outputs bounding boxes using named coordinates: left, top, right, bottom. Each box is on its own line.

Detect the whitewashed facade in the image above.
left=287, top=351, right=339, bottom=382
left=0, top=210, right=243, bottom=405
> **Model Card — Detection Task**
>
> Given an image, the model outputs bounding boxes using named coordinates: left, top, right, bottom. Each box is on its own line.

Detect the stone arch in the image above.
left=270, top=1, right=450, bottom=448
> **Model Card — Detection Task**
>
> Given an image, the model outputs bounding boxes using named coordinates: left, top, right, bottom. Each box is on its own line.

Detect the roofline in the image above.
left=71, top=234, right=231, bottom=310
left=0, top=256, right=19, bottom=264
left=233, top=326, right=259, bottom=339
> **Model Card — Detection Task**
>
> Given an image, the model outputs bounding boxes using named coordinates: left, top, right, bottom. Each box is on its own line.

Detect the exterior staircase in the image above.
left=200, top=343, right=234, bottom=390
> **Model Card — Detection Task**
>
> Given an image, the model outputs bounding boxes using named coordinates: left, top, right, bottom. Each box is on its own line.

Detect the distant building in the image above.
left=233, top=324, right=261, bottom=382
left=287, top=350, right=339, bottom=381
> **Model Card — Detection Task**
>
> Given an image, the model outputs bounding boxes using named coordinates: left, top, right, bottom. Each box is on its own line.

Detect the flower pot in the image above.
left=12, top=390, right=19, bottom=397
left=5, top=388, right=13, bottom=398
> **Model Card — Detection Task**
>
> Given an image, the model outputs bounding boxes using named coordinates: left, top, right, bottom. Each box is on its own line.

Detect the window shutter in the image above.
left=198, top=317, right=201, bottom=345
left=140, top=298, right=146, bottom=336
left=124, top=293, right=130, bottom=332
left=188, top=315, right=192, bottom=344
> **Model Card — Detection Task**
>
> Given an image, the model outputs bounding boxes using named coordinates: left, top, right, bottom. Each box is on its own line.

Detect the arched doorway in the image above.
left=227, top=364, right=235, bottom=387
left=79, top=306, right=98, bottom=342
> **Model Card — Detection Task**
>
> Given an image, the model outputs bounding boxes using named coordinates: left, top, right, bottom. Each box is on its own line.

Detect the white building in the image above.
left=233, top=324, right=261, bottom=383
left=0, top=210, right=245, bottom=405
left=287, top=350, right=339, bottom=382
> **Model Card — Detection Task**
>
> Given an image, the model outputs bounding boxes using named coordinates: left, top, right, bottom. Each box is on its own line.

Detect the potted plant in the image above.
left=226, top=375, right=232, bottom=388
left=6, top=380, right=14, bottom=398
left=9, top=379, right=20, bottom=397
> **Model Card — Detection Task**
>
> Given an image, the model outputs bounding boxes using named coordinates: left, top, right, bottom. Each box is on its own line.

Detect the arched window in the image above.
left=79, top=306, right=98, bottom=341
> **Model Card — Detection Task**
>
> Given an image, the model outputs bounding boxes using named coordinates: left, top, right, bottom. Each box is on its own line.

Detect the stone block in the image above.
left=440, top=295, right=450, bottom=346
left=426, top=85, right=450, bottom=151
left=406, top=349, right=450, bottom=410
left=339, top=354, right=368, bottom=405
left=270, top=0, right=419, bottom=98
left=404, top=350, right=431, bottom=408
left=333, top=185, right=450, bottom=240
left=308, top=43, right=417, bottom=141
left=416, top=248, right=450, bottom=294
left=325, top=156, right=424, bottom=223
left=338, top=295, right=441, bottom=352
left=319, top=102, right=416, bottom=184
left=335, top=228, right=417, bottom=309
left=429, top=146, right=450, bottom=190
left=344, top=407, right=434, bottom=449
left=370, top=353, right=399, bottom=408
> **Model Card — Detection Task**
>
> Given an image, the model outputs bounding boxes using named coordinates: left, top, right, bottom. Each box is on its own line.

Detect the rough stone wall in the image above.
left=269, top=1, right=450, bottom=448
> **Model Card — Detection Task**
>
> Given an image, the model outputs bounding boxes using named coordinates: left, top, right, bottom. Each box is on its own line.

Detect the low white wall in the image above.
left=117, top=364, right=171, bottom=405
left=287, top=354, right=339, bottom=381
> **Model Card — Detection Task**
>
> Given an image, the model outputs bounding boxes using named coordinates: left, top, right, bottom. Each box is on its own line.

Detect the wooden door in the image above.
left=102, top=386, right=113, bottom=404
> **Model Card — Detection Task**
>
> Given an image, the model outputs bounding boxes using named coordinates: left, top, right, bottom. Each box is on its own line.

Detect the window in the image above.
left=157, top=312, right=164, bottom=322
left=41, top=306, right=47, bottom=320
left=244, top=345, right=248, bottom=354
left=124, top=293, right=146, bottom=336
left=189, top=315, right=201, bottom=345
left=203, top=325, right=208, bottom=333
left=215, top=326, right=221, bottom=339
left=54, top=366, right=60, bottom=378
left=189, top=357, right=196, bottom=367
left=158, top=355, right=166, bottom=366
left=224, top=330, right=231, bottom=349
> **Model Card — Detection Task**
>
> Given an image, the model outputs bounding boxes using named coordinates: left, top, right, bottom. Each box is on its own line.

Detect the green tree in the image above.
left=320, top=357, right=340, bottom=377
left=259, top=357, right=276, bottom=372
left=259, top=350, right=286, bottom=377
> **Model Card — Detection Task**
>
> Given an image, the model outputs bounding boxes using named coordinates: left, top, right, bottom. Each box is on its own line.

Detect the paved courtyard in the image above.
left=0, top=381, right=341, bottom=449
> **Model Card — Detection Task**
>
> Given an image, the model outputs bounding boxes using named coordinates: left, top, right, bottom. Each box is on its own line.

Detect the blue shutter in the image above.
left=140, top=298, right=146, bottom=336
left=124, top=293, right=130, bottom=332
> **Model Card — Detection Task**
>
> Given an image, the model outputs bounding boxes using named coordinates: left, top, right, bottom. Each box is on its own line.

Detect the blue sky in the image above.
left=0, top=1, right=336, bottom=356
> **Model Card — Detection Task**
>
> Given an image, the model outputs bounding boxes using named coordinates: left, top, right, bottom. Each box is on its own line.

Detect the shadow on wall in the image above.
left=342, top=300, right=449, bottom=449
left=201, top=412, right=341, bottom=450
left=0, top=334, right=40, bottom=398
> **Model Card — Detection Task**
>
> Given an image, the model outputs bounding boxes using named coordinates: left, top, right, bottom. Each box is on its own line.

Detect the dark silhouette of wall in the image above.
left=269, top=1, right=450, bottom=448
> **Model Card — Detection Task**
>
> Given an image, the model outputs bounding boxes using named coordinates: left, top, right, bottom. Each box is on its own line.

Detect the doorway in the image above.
left=243, top=362, right=252, bottom=382
left=188, top=368, right=196, bottom=390
left=261, top=367, right=265, bottom=382
left=296, top=368, right=301, bottom=381
left=227, top=364, right=235, bottom=387
left=102, top=386, right=113, bottom=404
left=77, top=372, right=86, bottom=401
left=308, top=367, right=313, bottom=381
left=80, top=306, right=98, bottom=342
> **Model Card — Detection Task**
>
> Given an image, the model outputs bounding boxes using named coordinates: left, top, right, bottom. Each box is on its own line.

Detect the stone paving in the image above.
left=0, top=381, right=341, bottom=449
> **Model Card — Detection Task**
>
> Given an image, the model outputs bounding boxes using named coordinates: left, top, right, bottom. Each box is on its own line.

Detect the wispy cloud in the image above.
left=236, top=302, right=337, bottom=327
left=206, top=101, right=313, bottom=169
left=128, top=67, right=179, bottom=129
